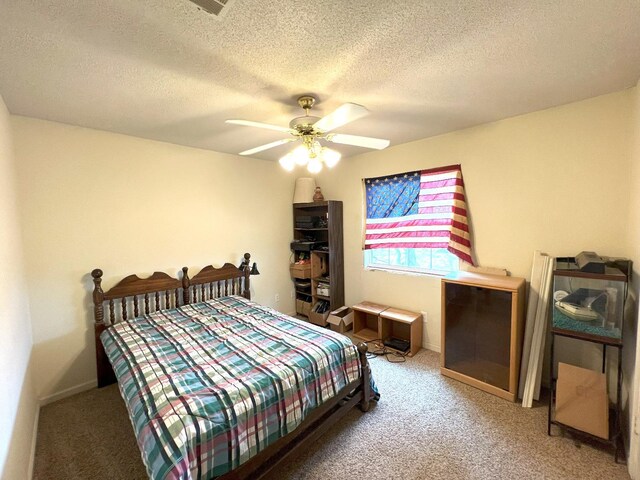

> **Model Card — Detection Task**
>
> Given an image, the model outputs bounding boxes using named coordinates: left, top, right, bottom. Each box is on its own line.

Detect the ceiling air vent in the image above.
left=188, top=0, right=234, bottom=17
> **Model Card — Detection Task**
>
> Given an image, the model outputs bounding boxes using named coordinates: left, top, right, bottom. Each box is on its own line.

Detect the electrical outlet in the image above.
left=275, top=293, right=280, bottom=303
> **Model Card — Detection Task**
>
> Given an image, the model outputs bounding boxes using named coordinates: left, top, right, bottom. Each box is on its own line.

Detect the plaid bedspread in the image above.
left=101, top=295, right=377, bottom=479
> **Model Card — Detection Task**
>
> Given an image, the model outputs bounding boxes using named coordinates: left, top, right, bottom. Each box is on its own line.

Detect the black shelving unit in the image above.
left=291, top=201, right=344, bottom=323
left=547, top=260, right=630, bottom=462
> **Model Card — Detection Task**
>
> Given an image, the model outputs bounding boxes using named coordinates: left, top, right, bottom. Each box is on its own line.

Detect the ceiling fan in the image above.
left=226, top=95, right=390, bottom=173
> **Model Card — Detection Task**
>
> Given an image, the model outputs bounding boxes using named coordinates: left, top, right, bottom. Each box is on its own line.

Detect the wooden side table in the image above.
left=380, top=307, right=423, bottom=357
left=352, top=301, right=388, bottom=342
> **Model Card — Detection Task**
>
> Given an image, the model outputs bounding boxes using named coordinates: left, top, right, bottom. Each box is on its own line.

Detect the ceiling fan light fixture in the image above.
left=279, top=153, right=295, bottom=171
left=321, top=147, right=341, bottom=168
left=227, top=94, right=389, bottom=172
left=310, top=140, right=322, bottom=155
left=292, top=145, right=310, bottom=165
left=307, top=158, right=322, bottom=174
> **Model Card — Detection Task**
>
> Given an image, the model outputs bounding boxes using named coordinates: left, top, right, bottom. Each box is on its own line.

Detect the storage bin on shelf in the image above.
left=290, top=263, right=311, bottom=279
left=295, top=299, right=312, bottom=317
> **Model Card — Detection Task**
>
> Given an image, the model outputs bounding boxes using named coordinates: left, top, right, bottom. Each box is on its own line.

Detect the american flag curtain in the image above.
left=364, top=164, right=474, bottom=265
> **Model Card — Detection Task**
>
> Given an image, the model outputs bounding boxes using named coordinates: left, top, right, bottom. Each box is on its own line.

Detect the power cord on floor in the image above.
left=364, top=339, right=408, bottom=363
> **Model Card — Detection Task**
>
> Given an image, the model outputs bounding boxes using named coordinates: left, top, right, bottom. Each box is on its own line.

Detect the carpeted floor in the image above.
left=34, top=348, right=629, bottom=480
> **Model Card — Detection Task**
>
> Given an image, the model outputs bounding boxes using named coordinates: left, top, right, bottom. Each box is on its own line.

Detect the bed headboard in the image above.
left=182, top=261, right=249, bottom=305
left=91, top=253, right=252, bottom=387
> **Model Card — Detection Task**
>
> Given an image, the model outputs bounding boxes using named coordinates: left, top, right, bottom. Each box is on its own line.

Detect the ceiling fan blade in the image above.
left=226, top=119, right=293, bottom=134
left=314, top=103, right=370, bottom=132
left=239, top=138, right=295, bottom=156
left=327, top=133, right=390, bottom=150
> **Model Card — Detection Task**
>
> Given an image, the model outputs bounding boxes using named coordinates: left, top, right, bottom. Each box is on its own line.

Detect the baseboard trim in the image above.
left=627, top=419, right=638, bottom=479
left=27, top=404, right=40, bottom=480
left=423, top=342, right=441, bottom=353
left=39, top=379, right=97, bottom=406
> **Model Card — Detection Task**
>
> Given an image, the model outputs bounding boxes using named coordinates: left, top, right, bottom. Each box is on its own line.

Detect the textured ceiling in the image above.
left=1, top=1, right=639, bottom=161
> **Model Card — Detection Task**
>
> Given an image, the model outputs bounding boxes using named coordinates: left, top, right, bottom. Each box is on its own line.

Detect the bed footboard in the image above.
left=218, top=341, right=374, bottom=479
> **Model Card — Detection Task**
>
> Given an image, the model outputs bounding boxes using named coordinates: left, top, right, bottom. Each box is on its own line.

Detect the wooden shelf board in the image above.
left=551, top=327, right=622, bottom=346
left=352, top=301, right=388, bottom=315
left=353, top=327, right=378, bottom=342
left=384, top=344, right=414, bottom=357
left=549, top=417, right=615, bottom=443
left=293, top=201, right=329, bottom=208
left=442, top=272, right=524, bottom=292
left=380, top=307, right=421, bottom=324
left=440, top=366, right=515, bottom=402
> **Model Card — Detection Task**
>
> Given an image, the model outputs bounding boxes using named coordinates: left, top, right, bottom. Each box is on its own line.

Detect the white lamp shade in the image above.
left=293, top=177, right=317, bottom=204
left=292, top=145, right=310, bottom=165
left=307, top=158, right=322, bottom=173
left=322, top=148, right=341, bottom=168
left=279, top=153, right=295, bottom=171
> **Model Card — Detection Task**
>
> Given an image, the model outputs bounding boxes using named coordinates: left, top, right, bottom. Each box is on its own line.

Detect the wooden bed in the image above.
left=91, top=253, right=373, bottom=480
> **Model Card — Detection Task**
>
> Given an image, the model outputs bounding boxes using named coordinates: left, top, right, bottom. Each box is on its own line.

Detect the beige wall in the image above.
left=317, top=87, right=639, bottom=469
left=11, top=116, right=296, bottom=401
left=316, top=89, right=634, bottom=357
left=626, top=81, right=640, bottom=478
left=0, top=97, right=37, bottom=478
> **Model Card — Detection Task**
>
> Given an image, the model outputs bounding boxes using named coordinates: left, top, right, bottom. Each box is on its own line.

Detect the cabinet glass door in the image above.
left=444, top=283, right=512, bottom=391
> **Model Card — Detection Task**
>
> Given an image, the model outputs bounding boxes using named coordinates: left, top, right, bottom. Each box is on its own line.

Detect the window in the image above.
left=364, top=247, right=459, bottom=275
left=363, top=165, right=473, bottom=275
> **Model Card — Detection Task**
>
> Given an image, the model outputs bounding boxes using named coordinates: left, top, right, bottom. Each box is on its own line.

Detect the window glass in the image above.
left=364, top=247, right=459, bottom=275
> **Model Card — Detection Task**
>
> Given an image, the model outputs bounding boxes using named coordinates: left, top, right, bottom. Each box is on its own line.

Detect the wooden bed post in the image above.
left=357, top=343, right=371, bottom=412
left=92, top=269, right=104, bottom=324
left=242, top=252, right=251, bottom=300
left=181, top=267, right=190, bottom=306
left=92, top=269, right=115, bottom=387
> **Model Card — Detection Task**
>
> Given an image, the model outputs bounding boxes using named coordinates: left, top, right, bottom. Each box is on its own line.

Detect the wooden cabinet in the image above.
left=352, top=302, right=423, bottom=357
left=380, top=307, right=423, bottom=357
left=441, top=272, right=526, bottom=402
left=352, top=301, right=388, bottom=342
left=291, top=201, right=344, bottom=324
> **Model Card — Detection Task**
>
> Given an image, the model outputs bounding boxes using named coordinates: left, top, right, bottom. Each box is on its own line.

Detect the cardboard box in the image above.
left=327, top=306, right=354, bottom=333
left=555, top=362, right=609, bottom=439
left=308, top=309, right=330, bottom=327
left=296, top=299, right=311, bottom=317
left=290, top=263, right=311, bottom=279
